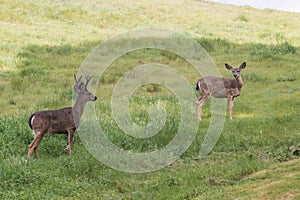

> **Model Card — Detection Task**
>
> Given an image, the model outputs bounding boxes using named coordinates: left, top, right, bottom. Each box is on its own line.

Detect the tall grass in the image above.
left=1, top=111, right=298, bottom=199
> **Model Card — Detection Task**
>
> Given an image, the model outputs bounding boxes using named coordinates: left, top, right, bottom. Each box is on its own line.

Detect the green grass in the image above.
left=0, top=0, right=300, bottom=199
left=209, top=159, right=300, bottom=200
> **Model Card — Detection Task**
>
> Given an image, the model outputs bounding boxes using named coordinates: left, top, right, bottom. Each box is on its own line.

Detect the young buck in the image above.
left=28, top=75, right=97, bottom=158
left=196, top=62, right=246, bottom=120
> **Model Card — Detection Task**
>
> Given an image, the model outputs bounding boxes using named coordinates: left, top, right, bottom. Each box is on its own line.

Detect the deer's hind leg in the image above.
left=28, top=130, right=45, bottom=159
left=28, top=134, right=37, bottom=158
left=196, top=94, right=210, bottom=121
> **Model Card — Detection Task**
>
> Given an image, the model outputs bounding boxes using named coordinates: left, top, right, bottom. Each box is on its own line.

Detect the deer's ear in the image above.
left=239, top=62, right=246, bottom=69
left=225, top=63, right=233, bottom=70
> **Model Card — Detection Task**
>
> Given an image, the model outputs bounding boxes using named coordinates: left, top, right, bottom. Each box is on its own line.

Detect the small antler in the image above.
left=74, top=74, right=83, bottom=92
left=74, top=74, right=83, bottom=85
left=85, top=76, right=92, bottom=88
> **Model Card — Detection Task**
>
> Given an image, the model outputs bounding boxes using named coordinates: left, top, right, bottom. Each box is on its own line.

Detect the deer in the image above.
left=196, top=62, right=246, bottom=120
left=28, top=75, right=97, bottom=159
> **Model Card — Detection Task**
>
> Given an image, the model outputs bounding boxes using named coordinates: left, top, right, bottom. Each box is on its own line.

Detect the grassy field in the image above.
left=0, top=0, right=300, bottom=199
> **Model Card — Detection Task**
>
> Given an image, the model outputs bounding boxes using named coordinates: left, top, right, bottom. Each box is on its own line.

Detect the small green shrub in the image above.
left=250, top=42, right=296, bottom=61
left=237, top=15, right=248, bottom=22
left=56, top=45, right=72, bottom=56
left=8, top=98, right=16, bottom=105
left=276, top=42, right=296, bottom=54
left=197, top=38, right=215, bottom=52
left=277, top=72, right=296, bottom=82
left=19, top=66, right=45, bottom=77
left=146, top=83, right=161, bottom=93
left=196, top=38, right=233, bottom=53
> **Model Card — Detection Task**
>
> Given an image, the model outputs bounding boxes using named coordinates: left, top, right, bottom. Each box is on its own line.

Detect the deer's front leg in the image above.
left=227, top=96, right=234, bottom=120
left=64, top=130, right=74, bottom=156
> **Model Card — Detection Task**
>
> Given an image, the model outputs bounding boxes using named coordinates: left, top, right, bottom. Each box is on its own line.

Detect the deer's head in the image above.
left=74, top=75, right=97, bottom=101
left=225, top=62, right=246, bottom=79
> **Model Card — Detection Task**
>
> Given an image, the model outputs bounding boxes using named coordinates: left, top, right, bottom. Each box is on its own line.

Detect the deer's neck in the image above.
left=235, top=75, right=243, bottom=89
left=72, top=95, right=88, bottom=127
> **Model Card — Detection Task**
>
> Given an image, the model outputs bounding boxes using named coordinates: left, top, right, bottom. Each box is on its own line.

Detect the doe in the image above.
left=28, top=75, right=97, bottom=158
left=196, top=62, right=246, bottom=120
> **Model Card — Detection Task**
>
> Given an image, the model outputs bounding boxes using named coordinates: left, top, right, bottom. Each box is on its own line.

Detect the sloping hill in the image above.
left=195, top=159, right=300, bottom=199
left=228, top=159, right=300, bottom=199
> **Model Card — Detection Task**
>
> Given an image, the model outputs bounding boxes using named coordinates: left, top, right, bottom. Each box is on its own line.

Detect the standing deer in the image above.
left=196, top=62, right=246, bottom=120
left=28, top=75, right=97, bottom=158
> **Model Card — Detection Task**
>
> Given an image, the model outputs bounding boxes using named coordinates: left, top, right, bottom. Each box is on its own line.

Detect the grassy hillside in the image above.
left=0, top=0, right=300, bottom=199
left=197, top=159, right=300, bottom=199
left=1, top=0, right=300, bottom=116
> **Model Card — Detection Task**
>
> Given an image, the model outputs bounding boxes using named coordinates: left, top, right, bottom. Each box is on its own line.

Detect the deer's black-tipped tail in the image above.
left=28, top=114, right=35, bottom=130
left=196, top=80, right=200, bottom=91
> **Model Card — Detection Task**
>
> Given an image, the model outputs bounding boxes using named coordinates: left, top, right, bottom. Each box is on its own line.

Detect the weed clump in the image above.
left=250, top=42, right=296, bottom=61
